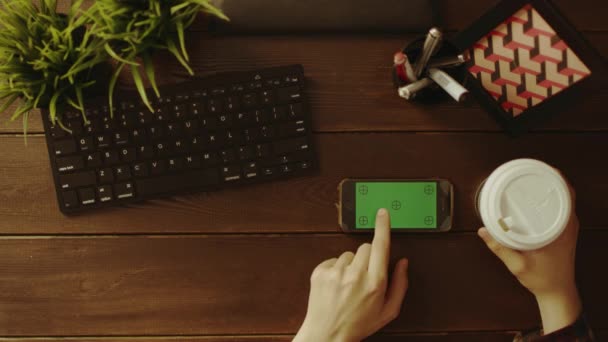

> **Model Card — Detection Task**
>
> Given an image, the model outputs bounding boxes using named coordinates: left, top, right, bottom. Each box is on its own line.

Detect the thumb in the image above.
left=478, top=228, right=526, bottom=276
left=381, top=258, right=409, bottom=323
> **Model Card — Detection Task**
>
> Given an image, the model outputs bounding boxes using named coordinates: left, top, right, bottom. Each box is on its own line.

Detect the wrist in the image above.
left=534, top=284, right=582, bottom=335
left=293, top=321, right=355, bottom=342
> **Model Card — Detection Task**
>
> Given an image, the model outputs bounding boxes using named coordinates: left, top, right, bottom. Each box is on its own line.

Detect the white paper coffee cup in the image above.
left=477, top=159, right=572, bottom=251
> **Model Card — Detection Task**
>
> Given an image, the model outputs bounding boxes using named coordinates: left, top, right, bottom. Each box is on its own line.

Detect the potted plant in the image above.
left=0, top=0, right=108, bottom=132
left=86, top=0, right=228, bottom=115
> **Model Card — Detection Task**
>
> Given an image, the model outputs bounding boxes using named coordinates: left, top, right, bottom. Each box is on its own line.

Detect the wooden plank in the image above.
left=1, top=331, right=607, bottom=341
left=2, top=32, right=607, bottom=134
left=191, top=0, right=608, bottom=32
left=439, top=0, right=608, bottom=32
left=0, top=233, right=606, bottom=336
left=0, top=332, right=519, bottom=341
left=1, top=133, right=607, bottom=234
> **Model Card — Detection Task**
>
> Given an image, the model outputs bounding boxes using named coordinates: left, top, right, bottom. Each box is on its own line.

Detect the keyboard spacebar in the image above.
left=136, top=169, right=220, bottom=197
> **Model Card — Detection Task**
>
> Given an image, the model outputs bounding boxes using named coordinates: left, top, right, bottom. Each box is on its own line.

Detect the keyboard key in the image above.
left=168, top=158, right=184, bottom=172
left=113, top=131, right=129, bottom=145
left=96, top=134, right=111, bottom=149
left=202, top=151, right=219, bottom=166
left=278, top=120, right=307, bottom=137
left=184, top=155, right=202, bottom=169
left=148, top=126, right=164, bottom=140
left=206, top=133, right=222, bottom=148
left=77, top=136, right=94, bottom=152
left=235, top=112, right=252, bottom=125
left=260, top=90, right=274, bottom=105
left=238, top=146, right=255, bottom=160
left=50, top=125, right=67, bottom=139
left=119, top=147, right=136, bottom=163
left=211, top=87, right=226, bottom=96
left=56, top=155, right=84, bottom=173
left=97, top=185, right=113, bottom=203
left=226, top=96, right=240, bottom=111
left=137, top=111, right=153, bottom=126
left=61, top=190, right=79, bottom=209
left=224, top=130, right=239, bottom=145
left=272, top=106, right=288, bottom=121
left=277, top=86, right=302, bottom=103
left=118, top=113, right=135, bottom=128
left=59, top=171, right=96, bottom=190
left=171, top=105, right=187, bottom=120
left=255, top=144, right=271, bottom=158
left=54, top=140, right=76, bottom=156
left=260, top=125, right=276, bottom=139
left=132, top=128, right=147, bottom=144
left=190, top=136, right=203, bottom=151
left=155, top=142, right=171, bottom=157
left=83, top=120, right=100, bottom=135
left=136, top=168, right=220, bottom=197
left=114, top=165, right=132, bottom=181
left=98, top=168, right=114, bottom=184
left=200, top=117, right=218, bottom=130
left=244, top=162, right=258, bottom=178
left=132, top=163, right=149, bottom=178
left=85, top=152, right=102, bottom=168
left=166, top=123, right=183, bottom=138
left=114, top=182, right=135, bottom=200
left=222, top=165, right=241, bottom=182
left=280, top=164, right=294, bottom=174
left=299, top=161, right=312, bottom=169
left=208, top=99, right=222, bottom=114
left=289, top=103, right=304, bottom=118
left=242, top=128, right=260, bottom=143
left=150, top=160, right=168, bottom=176
left=65, top=120, right=83, bottom=136
left=220, top=149, right=237, bottom=164
left=218, top=114, right=232, bottom=126
left=253, top=109, right=270, bottom=124
left=137, top=145, right=154, bottom=159
left=262, top=167, right=276, bottom=176
left=242, top=93, right=257, bottom=108
left=78, top=188, right=96, bottom=205
left=101, top=116, right=114, bottom=131
left=273, top=137, right=310, bottom=155
left=103, top=150, right=120, bottom=165
left=184, top=120, right=199, bottom=136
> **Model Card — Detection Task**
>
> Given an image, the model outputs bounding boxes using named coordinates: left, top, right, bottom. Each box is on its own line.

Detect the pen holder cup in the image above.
left=393, top=37, right=468, bottom=103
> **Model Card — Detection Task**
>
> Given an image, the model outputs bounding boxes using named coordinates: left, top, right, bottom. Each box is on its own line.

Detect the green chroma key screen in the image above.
left=355, top=182, right=437, bottom=229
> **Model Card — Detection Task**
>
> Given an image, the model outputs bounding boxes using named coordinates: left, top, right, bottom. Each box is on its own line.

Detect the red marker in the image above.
left=394, top=52, right=417, bottom=83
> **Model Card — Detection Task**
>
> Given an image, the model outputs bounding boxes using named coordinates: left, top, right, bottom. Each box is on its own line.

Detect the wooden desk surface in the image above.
left=1, top=1, right=607, bottom=340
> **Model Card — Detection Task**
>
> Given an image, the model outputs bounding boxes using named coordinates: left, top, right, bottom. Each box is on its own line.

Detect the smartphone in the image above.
left=338, top=179, right=454, bottom=232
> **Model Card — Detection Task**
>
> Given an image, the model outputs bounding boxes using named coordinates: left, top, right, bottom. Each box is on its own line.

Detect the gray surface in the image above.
left=212, top=0, right=437, bottom=32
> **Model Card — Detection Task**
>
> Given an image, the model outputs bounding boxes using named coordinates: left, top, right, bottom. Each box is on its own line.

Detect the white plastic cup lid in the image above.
left=479, top=159, right=572, bottom=251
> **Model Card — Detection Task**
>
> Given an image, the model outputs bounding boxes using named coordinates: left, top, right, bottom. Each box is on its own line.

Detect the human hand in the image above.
left=478, top=187, right=581, bottom=333
left=293, top=209, right=409, bottom=342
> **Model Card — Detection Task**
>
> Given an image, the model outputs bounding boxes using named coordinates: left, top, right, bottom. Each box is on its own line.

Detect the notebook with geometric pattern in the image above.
left=454, top=0, right=605, bottom=134
left=466, top=4, right=591, bottom=117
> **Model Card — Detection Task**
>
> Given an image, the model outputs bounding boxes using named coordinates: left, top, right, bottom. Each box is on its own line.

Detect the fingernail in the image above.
left=378, top=208, right=388, bottom=216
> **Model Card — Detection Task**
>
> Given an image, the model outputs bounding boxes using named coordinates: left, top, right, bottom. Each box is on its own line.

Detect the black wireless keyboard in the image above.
left=42, top=65, right=317, bottom=214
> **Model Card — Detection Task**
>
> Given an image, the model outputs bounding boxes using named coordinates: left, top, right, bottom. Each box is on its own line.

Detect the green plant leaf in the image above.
left=0, top=94, right=19, bottom=114
left=166, top=39, right=193, bottom=75
left=143, top=52, right=160, bottom=98
left=175, top=19, right=188, bottom=62
left=104, top=43, right=139, bottom=66
left=131, top=64, right=154, bottom=113
left=108, top=62, right=125, bottom=118
left=22, top=110, right=28, bottom=146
